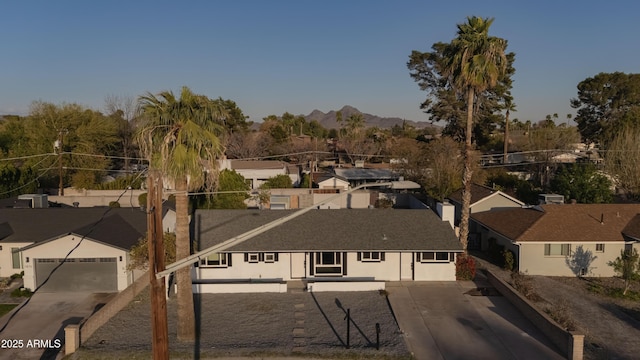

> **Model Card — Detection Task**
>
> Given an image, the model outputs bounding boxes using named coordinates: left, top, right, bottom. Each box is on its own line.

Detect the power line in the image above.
left=0, top=153, right=54, bottom=162
left=0, top=157, right=57, bottom=196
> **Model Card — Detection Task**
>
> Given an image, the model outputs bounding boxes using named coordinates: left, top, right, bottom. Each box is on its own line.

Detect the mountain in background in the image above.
left=304, top=105, right=438, bottom=131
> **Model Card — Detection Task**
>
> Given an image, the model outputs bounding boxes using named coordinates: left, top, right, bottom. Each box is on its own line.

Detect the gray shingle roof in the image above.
left=194, top=209, right=461, bottom=252
left=0, top=208, right=147, bottom=249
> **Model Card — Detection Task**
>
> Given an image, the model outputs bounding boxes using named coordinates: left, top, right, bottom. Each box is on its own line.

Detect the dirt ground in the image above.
left=475, top=257, right=640, bottom=360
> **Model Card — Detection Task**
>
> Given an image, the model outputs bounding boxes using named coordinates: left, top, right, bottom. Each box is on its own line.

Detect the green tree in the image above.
left=424, top=137, right=464, bottom=201
left=128, top=232, right=176, bottom=271
left=408, top=37, right=515, bottom=149
left=571, top=72, right=640, bottom=145
left=260, top=174, right=293, bottom=189
left=0, top=163, right=38, bottom=198
left=409, top=16, right=510, bottom=250
left=22, top=102, right=120, bottom=190
left=604, top=125, right=640, bottom=200
left=550, top=163, right=613, bottom=203
left=212, top=97, right=251, bottom=134
left=137, top=86, right=226, bottom=342
left=209, top=170, right=249, bottom=209
left=608, top=249, right=640, bottom=295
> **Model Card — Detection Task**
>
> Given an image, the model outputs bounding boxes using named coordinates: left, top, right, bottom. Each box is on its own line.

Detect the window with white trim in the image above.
left=244, top=252, right=279, bottom=263
left=358, top=252, right=385, bottom=262
left=544, top=244, right=570, bottom=256
left=417, top=252, right=450, bottom=263
left=315, top=252, right=342, bottom=275
left=595, top=243, right=605, bottom=252
left=200, top=253, right=231, bottom=267
left=264, top=253, right=276, bottom=263
left=247, top=253, right=259, bottom=263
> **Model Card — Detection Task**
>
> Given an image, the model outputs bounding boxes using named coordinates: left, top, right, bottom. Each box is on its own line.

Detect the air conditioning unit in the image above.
left=17, top=194, right=49, bottom=208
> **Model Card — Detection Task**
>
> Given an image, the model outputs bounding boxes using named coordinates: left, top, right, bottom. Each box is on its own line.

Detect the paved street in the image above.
left=0, top=291, right=114, bottom=360
left=387, top=281, right=565, bottom=360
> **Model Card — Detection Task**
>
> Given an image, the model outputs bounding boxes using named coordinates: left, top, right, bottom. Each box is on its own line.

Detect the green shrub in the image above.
left=11, top=287, right=33, bottom=298
left=10, top=273, right=20, bottom=280
left=108, top=201, right=121, bottom=208
left=456, top=254, right=476, bottom=280
left=503, top=250, right=515, bottom=271
left=138, top=193, right=147, bottom=207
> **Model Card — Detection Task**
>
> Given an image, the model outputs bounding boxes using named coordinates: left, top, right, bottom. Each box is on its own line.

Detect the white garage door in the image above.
left=35, top=258, right=118, bottom=292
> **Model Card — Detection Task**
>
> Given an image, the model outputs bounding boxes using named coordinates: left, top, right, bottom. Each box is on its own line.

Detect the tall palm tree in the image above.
left=137, top=86, right=226, bottom=341
left=442, top=16, right=507, bottom=250
left=503, top=95, right=516, bottom=164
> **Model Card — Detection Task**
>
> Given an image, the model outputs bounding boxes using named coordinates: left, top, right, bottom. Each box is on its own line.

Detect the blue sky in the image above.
left=1, top=1, right=638, bottom=125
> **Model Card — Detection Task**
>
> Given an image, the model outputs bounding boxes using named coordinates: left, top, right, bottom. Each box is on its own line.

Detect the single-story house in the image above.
left=315, top=173, right=350, bottom=190
left=191, top=208, right=462, bottom=293
left=471, top=204, right=640, bottom=277
left=219, top=159, right=301, bottom=189
left=0, top=208, right=147, bottom=292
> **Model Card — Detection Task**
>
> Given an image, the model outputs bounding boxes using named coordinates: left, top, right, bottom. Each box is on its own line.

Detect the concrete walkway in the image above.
left=387, top=280, right=564, bottom=360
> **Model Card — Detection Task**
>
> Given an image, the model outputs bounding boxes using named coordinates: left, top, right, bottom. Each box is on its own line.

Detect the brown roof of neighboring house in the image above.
left=622, top=214, right=640, bottom=240
left=448, top=183, right=501, bottom=205
left=472, top=204, right=640, bottom=242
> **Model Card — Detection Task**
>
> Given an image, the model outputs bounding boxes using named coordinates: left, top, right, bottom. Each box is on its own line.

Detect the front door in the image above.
left=400, top=252, right=413, bottom=280
left=290, top=252, right=306, bottom=279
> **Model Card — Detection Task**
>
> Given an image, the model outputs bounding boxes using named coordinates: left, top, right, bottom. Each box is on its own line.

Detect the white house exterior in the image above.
left=21, top=234, right=135, bottom=292
left=317, top=176, right=350, bottom=190
left=192, top=208, right=462, bottom=293
left=219, top=159, right=300, bottom=189
left=0, top=208, right=146, bottom=292
left=472, top=204, right=640, bottom=277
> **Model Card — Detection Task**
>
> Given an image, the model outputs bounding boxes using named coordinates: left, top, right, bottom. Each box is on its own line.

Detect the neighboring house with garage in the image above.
left=447, top=183, right=525, bottom=249
left=191, top=208, right=462, bottom=293
left=471, top=203, right=640, bottom=277
left=447, top=183, right=525, bottom=224
left=0, top=208, right=147, bottom=292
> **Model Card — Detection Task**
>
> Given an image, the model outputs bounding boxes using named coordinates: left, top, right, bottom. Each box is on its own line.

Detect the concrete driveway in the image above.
left=387, top=281, right=565, bottom=360
left=0, top=292, right=115, bottom=360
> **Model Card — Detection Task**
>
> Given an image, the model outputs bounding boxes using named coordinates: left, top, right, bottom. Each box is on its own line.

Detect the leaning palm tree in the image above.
left=137, top=86, right=226, bottom=341
left=442, top=16, right=508, bottom=250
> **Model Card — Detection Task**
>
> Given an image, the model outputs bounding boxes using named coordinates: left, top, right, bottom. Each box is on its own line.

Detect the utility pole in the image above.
left=147, top=170, right=169, bottom=359
left=56, top=129, right=67, bottom=196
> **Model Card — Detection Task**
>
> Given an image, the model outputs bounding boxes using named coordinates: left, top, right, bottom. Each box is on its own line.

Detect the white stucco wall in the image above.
left=49, top=189, right=146, bottom=208
left=313, top=192, right=371, bottom=209
left=414, top=261, right=457, bottom=281
left=0, top=242, right=32, bottom=278
left=21, top=235, right=132, bottom=291
left=194, top=251, right=458, bottom=283
left=195, top=253, right=292, bottom=281
left=235, top=168, right=287, bottom=189
left=518, top=242, right=623, bottom=277
left=342, top=252, right=401, bottom=281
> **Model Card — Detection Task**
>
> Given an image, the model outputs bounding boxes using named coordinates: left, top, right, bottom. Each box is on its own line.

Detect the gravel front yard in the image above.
left=475, top=257, right=640, bottom=360
left=75, top=289, right=409, bottom=359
